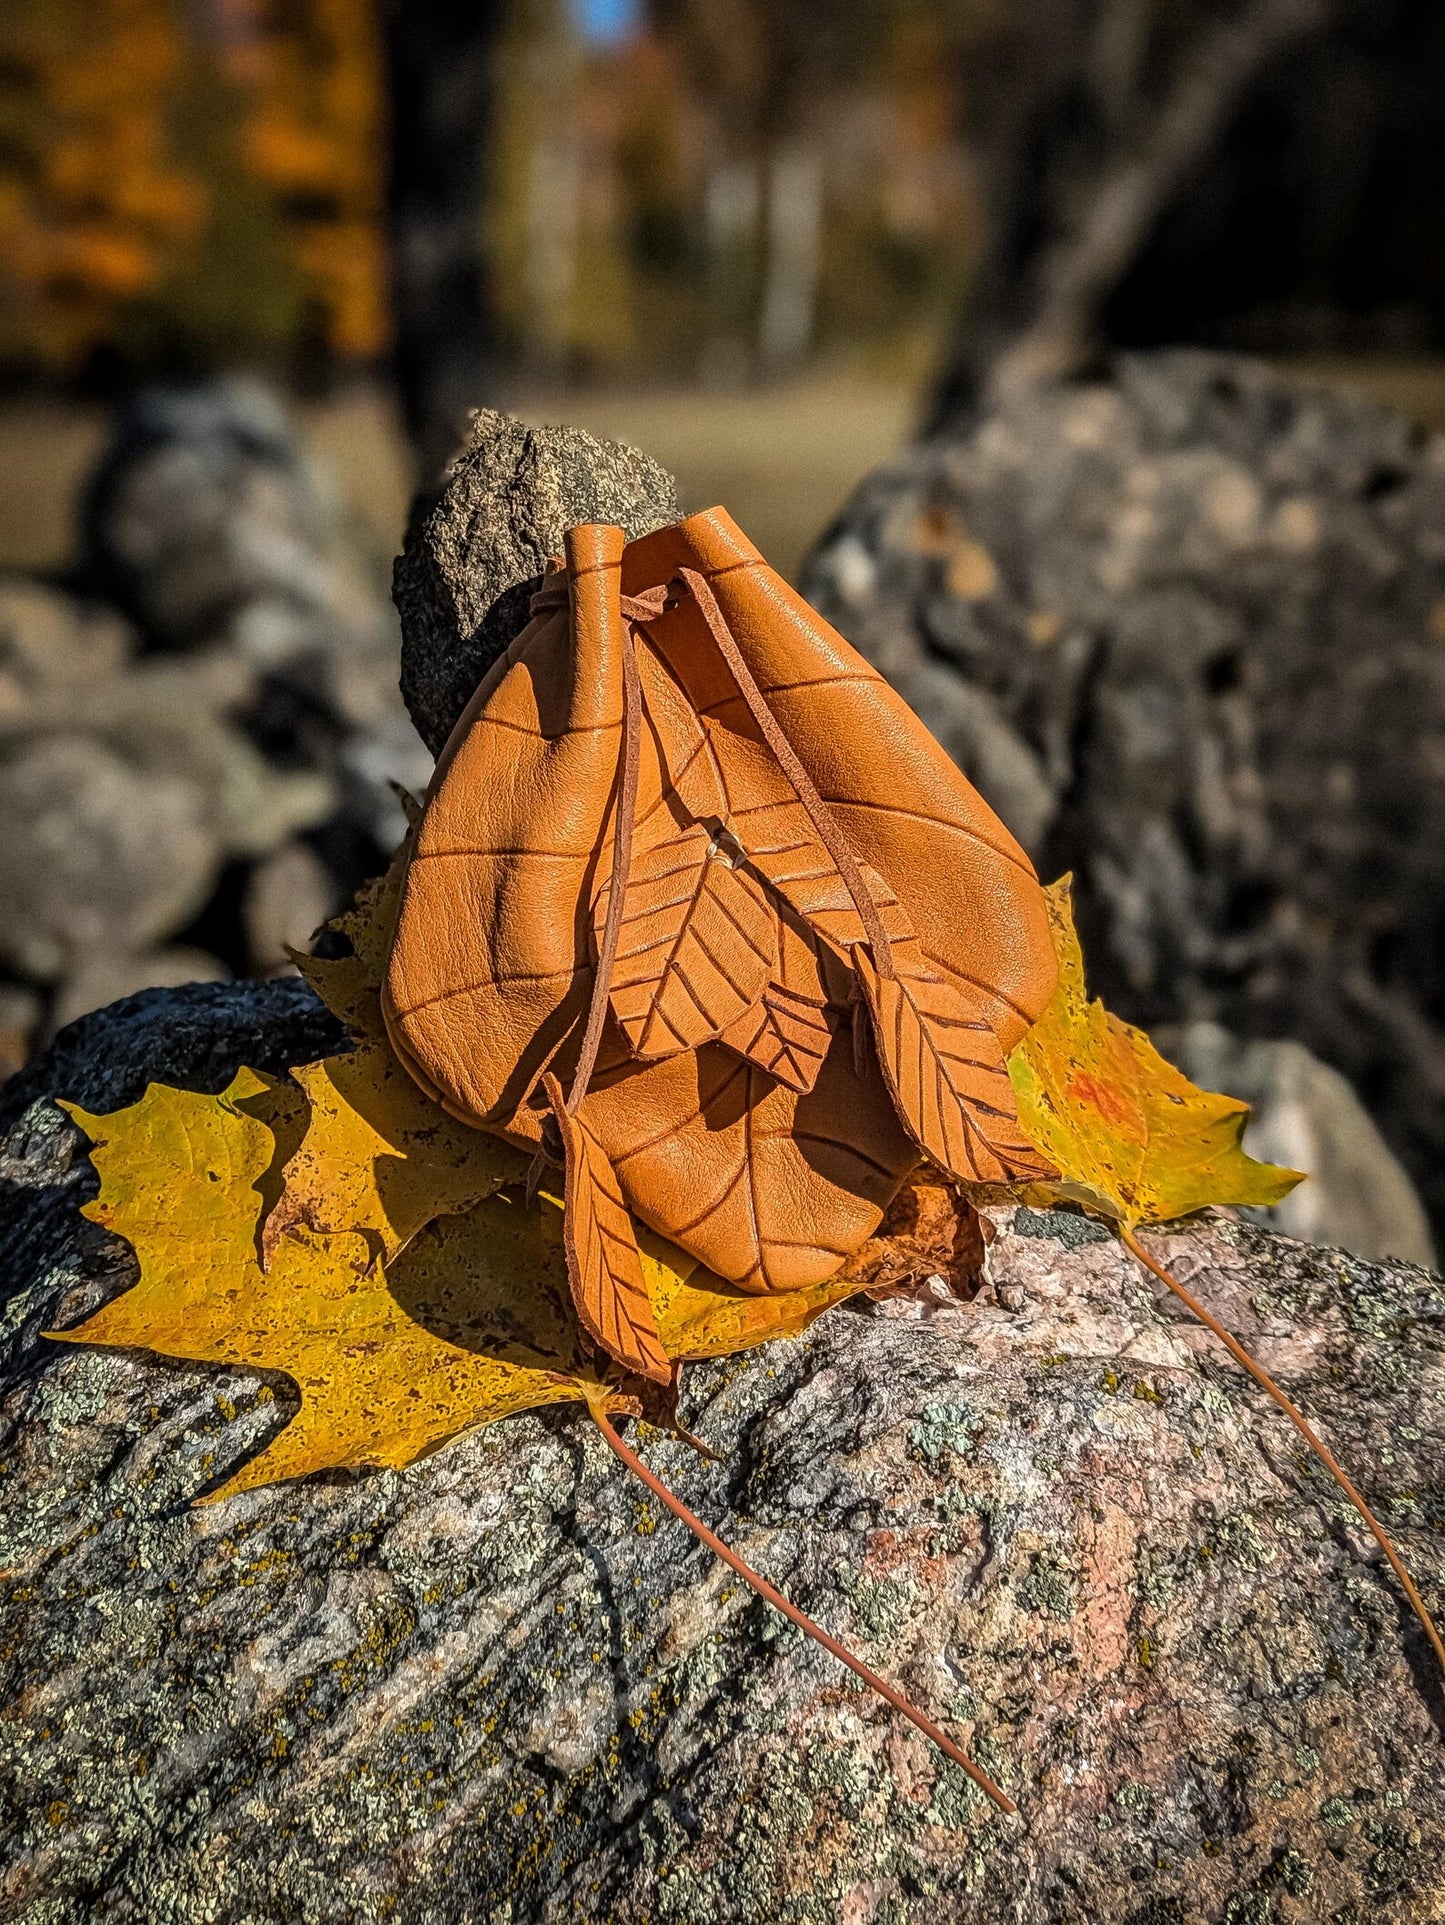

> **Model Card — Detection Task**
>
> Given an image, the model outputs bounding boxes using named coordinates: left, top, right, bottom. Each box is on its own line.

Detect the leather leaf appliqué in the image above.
left=854, top=947, right=1053, bottom=1186
left=596, top=819, right=776, bottom=1061
left=721, top=979, right=834, bottom=1094
left=718, top=901, right=836, bottom=1093
left=582, top=1036, right=917, bottom=1293
left=543, top=1073, right=671, bottom=1384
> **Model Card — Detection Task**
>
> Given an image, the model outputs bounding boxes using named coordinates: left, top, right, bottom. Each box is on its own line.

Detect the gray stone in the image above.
left=79, top=376, right=429, bottom=865
left=2, top=653, right=339, bottom=862
left=0, top=978, right=346, bottom=1132
left=1161, top=1021, right=1437, bottom=1270
left=84, top=380, right=381, bottom=661
left=0, top=578, right=132, bottom=704
left=47, top=947, right=230, bottom=1037
left=0, top=644, right=337, bottom=1019
left=395, top=409, right=678, bottom=756
left=243, top=840, right=341, bottom=975
left=802, top=349, right=1445, bottom=1241
left=0, top=383, right=433, bottom=1039
left=0, top=735, right=221, bottom=980
left=2, top=989, right=1442, bottom=1921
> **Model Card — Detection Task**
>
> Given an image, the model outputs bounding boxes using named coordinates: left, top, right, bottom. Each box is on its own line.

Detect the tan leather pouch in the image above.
left=385, top=509, right=1057, bottom=1380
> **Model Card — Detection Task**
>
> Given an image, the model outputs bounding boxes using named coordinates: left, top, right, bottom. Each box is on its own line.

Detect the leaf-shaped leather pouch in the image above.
left=384, top=510, right=1058, bottom=1374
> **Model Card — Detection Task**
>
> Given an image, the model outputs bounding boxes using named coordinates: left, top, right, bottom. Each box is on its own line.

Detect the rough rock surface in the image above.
left=80, top=379, right=430, bottom=850
left=3, top=993, right=1443, bottom=1922
left=1161, top=1021, right=1436, bottom=1271
left=802, top=350, right=1445, bottom=1239
left=0, top=732, right=223, bottom=979
left=0, top=978, right=345, bottom=1134
left=0, top=382, right=431, bottom=1053
left=395, top=409, right=678, bottom=756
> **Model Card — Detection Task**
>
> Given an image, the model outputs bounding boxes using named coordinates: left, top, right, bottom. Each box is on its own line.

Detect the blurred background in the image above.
left=6, top=0, right=1444, bottom=571
left=2, top=0, right=1444, bottom=1261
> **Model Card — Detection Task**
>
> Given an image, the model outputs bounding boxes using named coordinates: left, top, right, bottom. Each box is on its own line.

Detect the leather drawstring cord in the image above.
left=567, top=594, right=643, bottom=1115
left=526, top=568, right=643, bottom=1191
left=671, top=567, right=896, bottom=982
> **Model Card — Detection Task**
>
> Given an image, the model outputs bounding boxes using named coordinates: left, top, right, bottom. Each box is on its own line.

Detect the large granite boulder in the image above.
left=802, top=350, right=1445, bottom=1242
left=2, top=989, right=1442, bottom=1921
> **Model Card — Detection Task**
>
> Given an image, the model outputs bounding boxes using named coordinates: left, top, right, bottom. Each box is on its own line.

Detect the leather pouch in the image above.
left=384, top=509, right=1057, bottom=1380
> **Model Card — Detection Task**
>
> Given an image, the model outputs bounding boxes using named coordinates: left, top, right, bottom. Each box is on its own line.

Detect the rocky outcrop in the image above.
left=0, top=977, right=346, bottom=1135
left=0, top=382, right=430, bottom=1056
left=802, top=350, right=1445, bottom=1243
left=2, top=990, right=1442, bottom=1922
left=81, top=379, right=431, bottom=856
left=394, top=408, right=678, bottom=756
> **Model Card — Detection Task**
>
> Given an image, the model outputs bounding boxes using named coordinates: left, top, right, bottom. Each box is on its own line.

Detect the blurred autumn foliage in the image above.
left=0, top=0, right=387, bottom=381
left=2, top=0, right=1442, bottom=402
left=220, top=0, right=388, bottom=362
left=488, top=0, right=978, bottom=382
left=0, top=0, right=983, bottom=390
left=0, top=0, right=206, bottom=374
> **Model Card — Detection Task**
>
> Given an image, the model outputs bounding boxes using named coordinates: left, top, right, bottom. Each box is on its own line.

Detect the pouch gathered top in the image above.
left=383, top=508, right=1059, bottom=1382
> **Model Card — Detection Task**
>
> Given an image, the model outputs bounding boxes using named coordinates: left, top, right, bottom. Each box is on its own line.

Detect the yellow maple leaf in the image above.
left=1007, top=878, right=1303, bottom=1229
left=51, top=1072, right=603, bottom=1498
left=292, top=850, right=402, bottom=1044
left=49, top=1062, right=883, bottom=1500
left=641, top=1217, right=869, bottom=1359
left=267, top=840, right=527, bottom=1265
left=261, top=1043, right=527, bottom=1269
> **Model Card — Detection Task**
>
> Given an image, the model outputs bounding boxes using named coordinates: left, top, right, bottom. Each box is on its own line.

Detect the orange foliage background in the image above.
left=0, top=0, right=387, bottom=375
left=0, top=0, right=980, bottom=383
left=219, top=0, right=388, bottom=361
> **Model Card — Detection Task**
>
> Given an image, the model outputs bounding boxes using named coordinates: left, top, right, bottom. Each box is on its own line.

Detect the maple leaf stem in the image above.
left=1121, top=1225, right=1445, bottom=1683
left=590, top=1406, right=1016, bottom=1815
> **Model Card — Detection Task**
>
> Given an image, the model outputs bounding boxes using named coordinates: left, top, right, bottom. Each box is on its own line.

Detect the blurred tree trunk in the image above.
left=382, top=0, right=508, bottom=481
left=928, top=0, right=1330, bottom=433
left=757, top=143, right=824, bottom=373
left=651, top=0, right=883, bottom=379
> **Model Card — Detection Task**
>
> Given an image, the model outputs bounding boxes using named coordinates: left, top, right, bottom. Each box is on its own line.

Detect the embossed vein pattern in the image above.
left=856, top=948, right=1051, bottom=1186
left=595, top=822, right=775, bottom=1061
